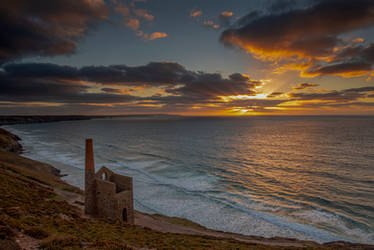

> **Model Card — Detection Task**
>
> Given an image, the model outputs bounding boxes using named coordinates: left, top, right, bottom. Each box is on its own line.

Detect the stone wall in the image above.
left=115, top=190, right=134, bottom=224
left=84, top=139, right=134, bottom=224
left=111, top=173, right=133, bottom=193
left=95, top=179, right=117, bottom=219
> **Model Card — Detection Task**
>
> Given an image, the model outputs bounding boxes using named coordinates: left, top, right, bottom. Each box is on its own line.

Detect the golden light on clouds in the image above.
left=219, top=93, right=269, bottom=102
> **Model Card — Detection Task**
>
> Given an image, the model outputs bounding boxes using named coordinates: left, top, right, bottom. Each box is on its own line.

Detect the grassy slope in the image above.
left=0, top=150, right=300, bottom=250
left=0, top=128, right=370, bottom=249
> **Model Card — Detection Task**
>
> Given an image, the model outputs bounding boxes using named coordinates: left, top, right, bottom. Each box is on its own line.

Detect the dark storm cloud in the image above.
left=221, top=0, right=374, bottom=57
left=3, top=63, right=80, bottom=79
left=220, top=0, right=374, bottom=77
left=0, top=73, right=137, bottom=103
left=3, top=62, right=194, bottom=86
left=1, top=62, right=259, bottom=98
left=300, top=42, right=374, bottom=77
left=305, top=62, right=372, bottom=77
left=0, top=0, right=108, bottom=64
left=363, top=43, right=374, bottom=63
left=343, top=87, right=374, bottom=93
left=0, top=62, right=261, bottom=108
left=166, top=73, right=260, bottom=98
left=267, top=0, right=299, bottom=12
left=101, top=88, right=123, bottom=94
left=293, top=83, right=319, bottom=90
left=267, top=92, right=284, bottom=98
left=288, top=86, right=374, bottom=102
left=81, top=62, right=195, bottom=85
left=235, top=12, right=257, bottom=26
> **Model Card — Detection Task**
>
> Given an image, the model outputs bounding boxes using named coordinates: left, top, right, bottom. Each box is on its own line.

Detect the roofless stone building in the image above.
left=84, top=139, right=134, bottom=224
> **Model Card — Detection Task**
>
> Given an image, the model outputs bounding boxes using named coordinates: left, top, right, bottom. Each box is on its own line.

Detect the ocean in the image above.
left=5, top=116, right=374, bottom=244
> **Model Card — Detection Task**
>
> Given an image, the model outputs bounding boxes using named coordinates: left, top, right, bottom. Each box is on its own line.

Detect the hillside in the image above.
left=0, top=129, right=372, bottom=249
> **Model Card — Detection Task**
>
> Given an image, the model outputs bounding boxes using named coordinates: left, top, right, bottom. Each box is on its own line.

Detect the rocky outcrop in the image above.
left=0, top=128, right=23, bottom=153
left=0, top=128, right=62, bottom=177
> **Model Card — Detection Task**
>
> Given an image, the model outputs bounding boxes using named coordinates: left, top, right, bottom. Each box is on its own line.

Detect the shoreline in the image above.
left=1, top=127, right=373, bottom=249
left=0, top=114, right=184, bottom=126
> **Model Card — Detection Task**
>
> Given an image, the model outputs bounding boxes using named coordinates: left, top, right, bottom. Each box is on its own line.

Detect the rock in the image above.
left=0, top=128, right=23, bottom=153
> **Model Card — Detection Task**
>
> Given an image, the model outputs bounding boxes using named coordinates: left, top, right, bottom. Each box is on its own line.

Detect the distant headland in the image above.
left=0, top=114, right=183, bottom=126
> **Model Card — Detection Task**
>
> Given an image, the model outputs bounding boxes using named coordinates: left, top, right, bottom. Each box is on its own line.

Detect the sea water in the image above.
left=5, top=116, right=374, bottom=244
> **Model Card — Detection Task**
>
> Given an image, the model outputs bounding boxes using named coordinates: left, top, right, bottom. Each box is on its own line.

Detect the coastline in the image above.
left=0, top=114, right=183, bottom=126
left=0, top=127, right=373, bottom=249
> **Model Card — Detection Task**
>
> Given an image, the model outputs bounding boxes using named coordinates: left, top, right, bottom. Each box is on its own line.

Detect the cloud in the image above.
left=165, top=73, right=259, bottom=99
left=267, top=0, right=299, bottom=13
left=3, top=63, right=80, bottom=79
left=2, top=61, right=373, bottom=115
left=149, top=32, right=168, bottom=40
left=114, top=4, right=131, bottom=17
left=352, top=37, right=365, bottom=43
left=4, top=62, right=191, bottom=86
left=112, top=0, right=157, bottom=39
left=0, top=73, right=138, bottom=104
left=288, top=86, right=374, bottom=102
left=304, top=62, right=372, bottom=78
left=125, top=18, right=140, bottom=30
left=0, top=62, right=262, bottom=106
left=221, top=11, right=233, bottom=18
left=0, top=0, right=108, bottom=64
left=218, top=11, right=234, bottom=27
left=203, top=21, right=220, bottom=29
left=293, top=83, right=319, bottom=90
left=220, top=0, right=374, bottom=78
left=190, top=10, right=203, bottom=18
left=267, top=92, right=284, bottom=98
left=133, top=8, right=154, bottom=21
left=191, top=9, right=234, bottom=30
left=101, top=88, right=124, bottom=94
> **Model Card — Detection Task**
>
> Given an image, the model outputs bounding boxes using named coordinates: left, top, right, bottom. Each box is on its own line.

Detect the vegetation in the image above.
left=0, top=130, right=369, bottom=249
left=0, top=150, right=300, bottom=249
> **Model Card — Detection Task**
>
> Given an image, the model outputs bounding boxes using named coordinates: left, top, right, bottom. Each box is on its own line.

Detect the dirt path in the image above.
left=133, top=211, right=320, bottom=248
left=56, top=189, right=320, bottom=248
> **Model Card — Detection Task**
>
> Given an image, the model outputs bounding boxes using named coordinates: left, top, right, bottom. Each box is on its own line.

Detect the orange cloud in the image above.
left=114, top=5, right=130, bottom=17
left=125, top=18, right=140, bottom=30
left=220, top=0, right=374, bottom=78
left=221, top=11, right=233, bottom=17
left=149, top=32, right=168, bottom=40
left=352, top=37, right=365, bottom=43
left=302, top=62, right=373, bottom=78
left=133, top=8, right=154, bottom=21
left=293, top=83, right=319, bottom=90
left=203, top=21, right=220, bottom=29
left=190, top=10, right=202, bottom=17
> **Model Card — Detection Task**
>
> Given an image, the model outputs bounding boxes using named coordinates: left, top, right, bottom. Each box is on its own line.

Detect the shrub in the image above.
left=24, top=227, right=49, bottom=239
left=40, top=235, right=82, bottom=249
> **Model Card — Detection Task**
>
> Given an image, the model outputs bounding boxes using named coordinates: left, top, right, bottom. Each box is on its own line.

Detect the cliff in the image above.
left=0, top=128, right=372, bottom=249
left=0, top=128, right=23, bottom=153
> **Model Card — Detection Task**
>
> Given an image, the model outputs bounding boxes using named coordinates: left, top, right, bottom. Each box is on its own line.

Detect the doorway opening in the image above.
left=122, top=208, right=127, bottom=222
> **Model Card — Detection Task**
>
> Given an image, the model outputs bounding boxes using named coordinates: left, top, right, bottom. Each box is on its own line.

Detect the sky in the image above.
left=1, top=0, right=374, bottom=116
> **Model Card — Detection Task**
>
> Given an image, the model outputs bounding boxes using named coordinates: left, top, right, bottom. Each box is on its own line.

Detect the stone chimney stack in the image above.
left=85, top=138, right=96, bottom=215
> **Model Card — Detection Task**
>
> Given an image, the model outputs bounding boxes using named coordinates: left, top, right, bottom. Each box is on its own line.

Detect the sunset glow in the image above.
left=0, top=0, right=373, bottom=116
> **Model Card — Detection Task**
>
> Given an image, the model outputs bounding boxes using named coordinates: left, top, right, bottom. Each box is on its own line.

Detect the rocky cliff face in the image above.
left=0, top=128, right=23, bottom=153
left=0, top=128, right=63, bottom=177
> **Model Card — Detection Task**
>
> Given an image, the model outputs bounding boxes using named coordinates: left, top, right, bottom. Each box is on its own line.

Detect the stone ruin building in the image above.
left=84, top=138, right=134, bottom=224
